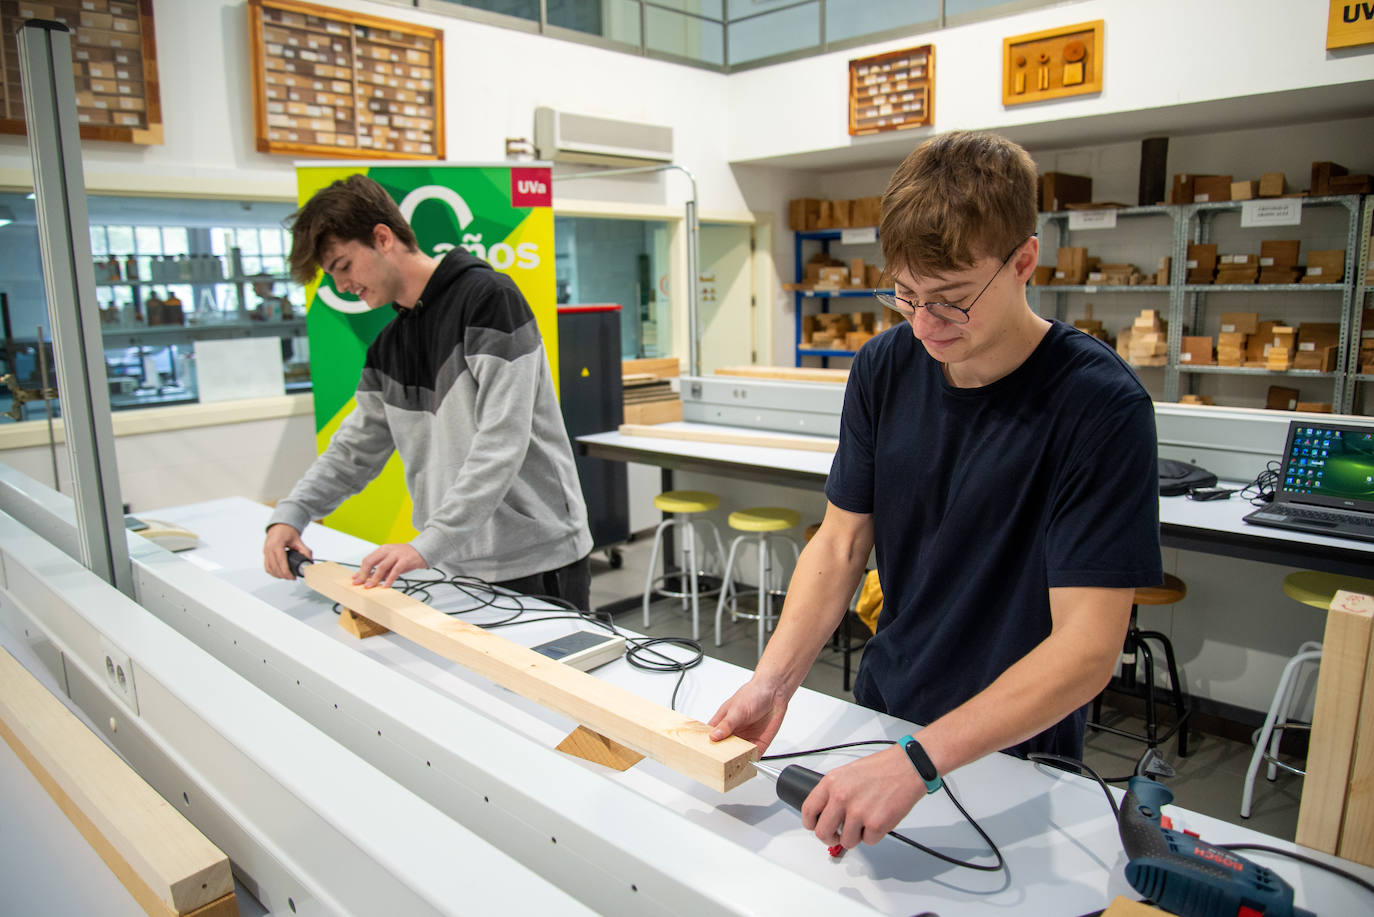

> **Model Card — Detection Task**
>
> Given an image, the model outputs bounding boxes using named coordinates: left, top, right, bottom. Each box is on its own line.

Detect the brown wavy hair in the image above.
left=287, top=174, right=419, bottom=284
left=879, top=131, right=1037, bottom=280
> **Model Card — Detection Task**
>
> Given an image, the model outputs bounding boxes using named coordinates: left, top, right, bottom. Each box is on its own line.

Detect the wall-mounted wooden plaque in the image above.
left=1, top=0, right=163, bottom=144
left=248, top=0, right=445, bottom=160
left=1003, top=20, right=1103, bottom=107
left=848, top=45, right=933, bottom=136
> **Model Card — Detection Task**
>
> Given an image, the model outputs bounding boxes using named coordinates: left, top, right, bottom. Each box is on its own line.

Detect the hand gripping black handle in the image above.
left=776, top=765, right=824, bottom=811
left=285, top=548, right=312, bottom=578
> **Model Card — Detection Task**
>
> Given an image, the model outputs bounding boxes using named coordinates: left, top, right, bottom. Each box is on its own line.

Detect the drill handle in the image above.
left=285, top=548, right=312, bottom=578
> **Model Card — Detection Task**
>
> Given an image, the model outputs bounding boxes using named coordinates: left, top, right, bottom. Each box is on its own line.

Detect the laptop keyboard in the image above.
left=1284, top=506, right=1374, bottom=528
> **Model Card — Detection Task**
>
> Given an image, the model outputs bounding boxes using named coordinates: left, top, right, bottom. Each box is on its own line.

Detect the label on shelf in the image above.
left=1181, top=352, right=1193, bottom=362
left=1307, top=267, right=1323, bottom=276
left=841, top=227, right=878, bottom=245
left=1259, top=257, right=1275, bottom=266
left=1220, top=323, right=1236, bottom=332
left=1240, top=199, right=1302, bottom=228
left=1067, top=210, right=1117, bottom=231
left=1299, top=343, right=1316, bottom=351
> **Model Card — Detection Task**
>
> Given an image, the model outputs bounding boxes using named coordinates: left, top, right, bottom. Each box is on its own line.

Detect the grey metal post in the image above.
left=18, top=20, right=132, bottom=595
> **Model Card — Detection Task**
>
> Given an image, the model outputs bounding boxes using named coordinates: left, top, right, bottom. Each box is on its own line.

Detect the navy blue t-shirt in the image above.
left=826, top=319, right=1163, bottom=758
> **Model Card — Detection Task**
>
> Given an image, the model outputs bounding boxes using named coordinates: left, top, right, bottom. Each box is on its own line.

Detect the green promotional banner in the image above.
left=294, top=162, right=556, bottom=546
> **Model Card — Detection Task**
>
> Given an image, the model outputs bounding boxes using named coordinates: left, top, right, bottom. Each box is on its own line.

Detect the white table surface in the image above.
left=141, top=497, right=1374, bottom=916
left=582, top=426, right=1374, bottom=575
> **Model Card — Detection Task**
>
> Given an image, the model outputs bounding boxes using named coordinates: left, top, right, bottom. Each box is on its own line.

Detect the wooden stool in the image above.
left=1241, top=570, right=1374, bottom=818
left=1089, top=573, right=1191, bottom=777
left=714, top=507, right=801, bottom=658
left=642, top=490, right=726, bottom=641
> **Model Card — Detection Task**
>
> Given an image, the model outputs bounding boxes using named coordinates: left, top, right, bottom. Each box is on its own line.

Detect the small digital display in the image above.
left=531, top=630, right=617, bottom=660
left=1281, top=425, right=1374, bottom=500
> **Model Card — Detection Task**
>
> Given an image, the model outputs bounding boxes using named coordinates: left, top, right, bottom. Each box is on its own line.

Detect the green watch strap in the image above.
left=898, top=734, right=943, bottom=794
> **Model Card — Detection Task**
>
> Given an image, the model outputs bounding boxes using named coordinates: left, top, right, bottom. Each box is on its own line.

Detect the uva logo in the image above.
left=517, top=178, right=548, bottom=195
left=1343, top=3, right=1374, bottom=23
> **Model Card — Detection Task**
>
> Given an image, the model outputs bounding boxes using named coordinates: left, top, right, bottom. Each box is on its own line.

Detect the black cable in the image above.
left=1029, top=753, right=1374, bottom=905
left=763, top=740, right=1005, bottom=873
left=1240, top=459, right=1281, bottom=507
left=317, top=557, right=706, bottom=710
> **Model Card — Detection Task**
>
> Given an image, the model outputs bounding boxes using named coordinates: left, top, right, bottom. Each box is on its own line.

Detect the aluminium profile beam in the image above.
left=17, top=20, right=130, bottom=595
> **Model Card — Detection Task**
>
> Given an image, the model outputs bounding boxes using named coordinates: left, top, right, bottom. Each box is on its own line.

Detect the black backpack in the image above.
left=1158, top=458, right=1217, bottom=496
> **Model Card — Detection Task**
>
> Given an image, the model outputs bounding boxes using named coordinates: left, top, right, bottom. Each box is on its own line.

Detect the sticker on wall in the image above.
left=1328, top=1, right=1374, bottom=49
left=1002, top=20, right=1103, bottom=107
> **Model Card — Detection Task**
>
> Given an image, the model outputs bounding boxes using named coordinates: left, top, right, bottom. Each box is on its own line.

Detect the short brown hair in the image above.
left=879, top=131, right=1037, bottom=279
left=287, top=174, right=419, bottom=284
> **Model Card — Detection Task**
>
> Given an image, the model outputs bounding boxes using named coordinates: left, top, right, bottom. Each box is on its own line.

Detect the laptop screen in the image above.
left=1277, top=421, right=1374, bottom=510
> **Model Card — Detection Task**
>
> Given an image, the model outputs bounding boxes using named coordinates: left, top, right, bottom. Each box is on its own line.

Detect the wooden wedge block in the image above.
left=558, top=725, right=646, bottom=771
left=338, top=606, right=389, bottom=639
left=302, top=563, right=758, bottom=792
left=0, top=647, right=236, bottom=917
left=1297, top=590, right=1374, bottom=855
left=618, top=423, right=838, bottom=454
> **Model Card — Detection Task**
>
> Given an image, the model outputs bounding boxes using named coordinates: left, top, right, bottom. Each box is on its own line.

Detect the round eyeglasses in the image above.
left=874, top=241, right=1025, bottom=325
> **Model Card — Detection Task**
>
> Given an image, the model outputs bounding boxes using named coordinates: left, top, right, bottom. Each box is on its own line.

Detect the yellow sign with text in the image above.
left=1329, top=1, right=1374, bottom=49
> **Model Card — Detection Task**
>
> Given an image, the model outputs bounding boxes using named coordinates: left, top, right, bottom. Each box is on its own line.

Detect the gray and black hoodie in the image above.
left=270, top=250, right=592, bottom=581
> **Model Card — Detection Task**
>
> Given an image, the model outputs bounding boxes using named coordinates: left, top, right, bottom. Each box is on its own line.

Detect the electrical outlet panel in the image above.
left=99, top=636, right=139, bottom=715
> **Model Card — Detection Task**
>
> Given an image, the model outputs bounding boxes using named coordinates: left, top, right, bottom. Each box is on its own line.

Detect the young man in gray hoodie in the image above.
left=262, top=175, right=593, bottom=608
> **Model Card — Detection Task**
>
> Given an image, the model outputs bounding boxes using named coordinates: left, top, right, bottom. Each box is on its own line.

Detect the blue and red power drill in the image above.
left=1119, top=776, right=1315, bottom=917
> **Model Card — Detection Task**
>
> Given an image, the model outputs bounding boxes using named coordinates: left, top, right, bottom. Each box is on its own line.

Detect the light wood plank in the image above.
left=302, top=563, right=757, bottom=792
left=621, top=357, right=680, bottom=379
left=1296, top=590, right=1373, bottom=854
left=714, top=365, right=849, bottom=384
left=618, top=423, right=839, bottom=454
left=0, top=647, right=234, bottom=917
left=1335, top=591, right=1374, bottom=866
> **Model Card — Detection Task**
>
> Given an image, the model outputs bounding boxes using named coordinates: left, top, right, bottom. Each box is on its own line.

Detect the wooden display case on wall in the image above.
left=248, top=0, right=445, bottom=160
left=1002, top=19, right=1103, bottom=107
left=848, top=45, right=932, bottom=136
left=0, top=0, right=162, bottom=145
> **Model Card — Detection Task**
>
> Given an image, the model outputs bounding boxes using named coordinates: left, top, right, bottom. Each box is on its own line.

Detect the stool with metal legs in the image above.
left=642, top=490, right=726, bottom=641
left=713, top=507, right=801, bottom=658
left=1089, top=573, right=1191, bottom=778
left=1240, top=570, right=1374, bottom=818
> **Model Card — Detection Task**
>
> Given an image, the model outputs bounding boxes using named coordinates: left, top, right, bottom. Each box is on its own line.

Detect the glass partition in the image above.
left=555, top=215, right=673, bottom=360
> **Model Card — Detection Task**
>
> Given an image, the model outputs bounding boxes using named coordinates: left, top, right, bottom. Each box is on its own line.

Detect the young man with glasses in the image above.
left=710, top=131, right=1161, bottom=851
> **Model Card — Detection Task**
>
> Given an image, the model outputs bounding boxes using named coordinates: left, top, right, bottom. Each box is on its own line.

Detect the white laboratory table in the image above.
left=136, top=496, right=1374, bottom=916
left=579, top=423, right=1374, bottom=579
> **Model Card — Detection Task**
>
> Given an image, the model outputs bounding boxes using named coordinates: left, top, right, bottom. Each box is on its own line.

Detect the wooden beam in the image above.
left=0, top=647, right=235, bottom=917
left=714, top=365, right=849, bottom=384
left=302, top=562, right=758, bottom=792
left=618, top=423, right=839, bottom=454
left=1296, top=589, right=1373, bottom=856
left=1336, top=591, right=1374, bottom=866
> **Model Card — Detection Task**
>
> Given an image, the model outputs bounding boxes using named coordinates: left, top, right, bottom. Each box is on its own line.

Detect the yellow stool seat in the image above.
left=653, top=490, right=719, bottom=514
left=727, top=507, right=801, bottom=533
left=1283, top=570, right=1374, bottom=609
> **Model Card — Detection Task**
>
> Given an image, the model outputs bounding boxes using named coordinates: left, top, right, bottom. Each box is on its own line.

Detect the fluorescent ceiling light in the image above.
left=26, top=192, right=35, bottom=200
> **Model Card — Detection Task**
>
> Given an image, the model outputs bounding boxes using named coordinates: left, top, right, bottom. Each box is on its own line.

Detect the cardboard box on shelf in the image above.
left=1310, top=161, right=1348, bottom=196
left=1258, top=172, right=1286, bottom=197
left=1302, top=250, right=1346, bottom=283
left=1230, top=180, right=1259, bottom=201
left=1266, top=386, right=1300, bottom=411
left=789, top=198, right=821, bottom=231
left=1180, top=336, right=1214, bottom=365
left=1191, top=175, right=1234, bottom=203
left=1039, top=172, right=1092, bottom=212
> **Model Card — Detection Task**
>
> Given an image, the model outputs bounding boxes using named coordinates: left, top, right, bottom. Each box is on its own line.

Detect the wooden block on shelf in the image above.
left=1258, top=172, right=1286, bottom=197
left=1230, top=180, right=1258, bottom=201
left=1310, top=161, right=1348, bottom=196
left=864, top=264, right=884, bottom=287
left=788, top=198, right=822, bottom=231
left=714, top=366, right=849, bottom=384
left=849, top=258, right=866, bottom=285
left=301, top=563, right=758, bottom=793
left=1032, top=265, right=1054, bottom=286
left=1260, top=239, right=1301, bottom=267
left=0, top=647, right=236, bottom=917
left=1302, top=250, right=1346, bottom=283
left=621, top=357, right=679, bottom=379
left=1296, top=402, right=1333, bottom=413
left=1180, top=336, right=1213, bottom=366
left=850, top=196, right=882, bottom=227
left=622, top=399, right=682, bottom=425
left=1297, top=590, right=1373, bottom=857
left=1178, top=394, right=1215, bottom=405
left=1191, top=175, right=1233, bottom=202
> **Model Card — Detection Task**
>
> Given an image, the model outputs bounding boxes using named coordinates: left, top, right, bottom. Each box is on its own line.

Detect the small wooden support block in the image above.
left=557, top=725, right=646, bottom=772
left=338, top=606, right=389, bottom=639
left=303, top=562, right=758, bottom=792
left=0, top=647, right=236, bottom=917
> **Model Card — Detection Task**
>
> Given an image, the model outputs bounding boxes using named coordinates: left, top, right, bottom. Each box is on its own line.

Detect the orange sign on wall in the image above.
left=1328, top=1, right=1374, bottom=49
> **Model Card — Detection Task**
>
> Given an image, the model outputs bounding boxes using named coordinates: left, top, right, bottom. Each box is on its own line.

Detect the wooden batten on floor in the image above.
left=302, top=562, right=758, bottom=792
left=0, top=647, right=236, bottom=917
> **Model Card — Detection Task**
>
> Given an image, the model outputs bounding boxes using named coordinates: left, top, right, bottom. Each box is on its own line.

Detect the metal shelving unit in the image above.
left=1033, top=195, right=1370, bottom=412
left=792, top=228, right=889, bottom=366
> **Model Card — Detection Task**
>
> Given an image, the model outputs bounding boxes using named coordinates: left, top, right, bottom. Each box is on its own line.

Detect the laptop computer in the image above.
left=1243, top=420, right=1374, bottom=543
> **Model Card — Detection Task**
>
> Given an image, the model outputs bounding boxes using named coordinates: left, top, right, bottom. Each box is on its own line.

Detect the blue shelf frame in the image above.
left=793, top=228, right=889, bottom=366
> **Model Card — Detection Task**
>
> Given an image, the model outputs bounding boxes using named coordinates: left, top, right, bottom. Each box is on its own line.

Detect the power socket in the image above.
left=99, top=636, right=139, bottom=715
